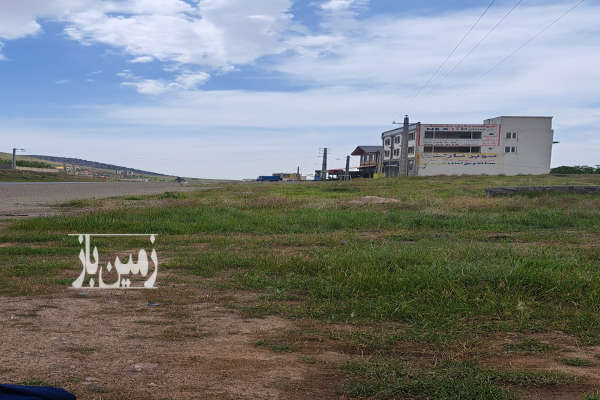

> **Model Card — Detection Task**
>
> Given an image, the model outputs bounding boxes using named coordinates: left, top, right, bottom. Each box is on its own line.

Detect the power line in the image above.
left=413, top=0, right=496, bottom=99
left=440, top=0, right=524, bottom=82
left=479, top=0, right=585, bottom=79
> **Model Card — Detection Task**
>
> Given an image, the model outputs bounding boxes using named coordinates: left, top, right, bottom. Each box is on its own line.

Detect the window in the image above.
left=505, top=147, right=510, bottom=153
left=471, top=146, right=481, bottom=153
left=393, top=149, right=400, bottom=157
left=511, top=147, right=517, bottom=153
left=512, top=132, right=518, bottom=139
left=408, top=160, right=415, bottom=170
left=408, top=146, right=414, bottom=155
left=393, top=136, right=401, bottom=144
left=385, top=138, right=391, bottom=146
left=408, top=132, right=415, bottom=141
left=423, top=131, right=483, bottom=140
left=424, top=146, right=433, bottom=153
left=384, top=150, right=390, bottom=157
left=506, top=132, right=511, bottom=139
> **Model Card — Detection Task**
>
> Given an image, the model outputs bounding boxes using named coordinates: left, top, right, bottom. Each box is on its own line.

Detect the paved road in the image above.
left=0, top=182, right=197, bottom=216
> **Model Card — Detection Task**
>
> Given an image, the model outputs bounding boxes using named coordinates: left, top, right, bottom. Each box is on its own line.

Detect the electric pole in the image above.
left=392, top=115, right=410, bottom=176
left=12, top=148, right=25, bottom=169
left=321, top=147, right=328, bottom=181
left=401, top=115, right=410, bottom=176
left=344, top=155, right=351, bottom=181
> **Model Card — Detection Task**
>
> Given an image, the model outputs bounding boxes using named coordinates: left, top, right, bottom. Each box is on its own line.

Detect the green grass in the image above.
left=2, top=174, right=600, bottom=398
left=504, top=339, right=560, bottom=353
left=558, top=357, right=595, bottom=367
left=255, top=340, right=294, bottom=353
left=344, top=360, right=575, bottom=399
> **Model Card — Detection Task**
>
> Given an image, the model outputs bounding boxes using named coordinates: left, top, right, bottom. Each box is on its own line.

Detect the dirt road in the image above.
left=0, top=182, right=198, bottom=216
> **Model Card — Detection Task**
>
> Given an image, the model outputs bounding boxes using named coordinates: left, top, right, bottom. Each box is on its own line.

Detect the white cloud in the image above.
left=129, top=56, right=154, bottom=63
left=61, top=0, right=296, bottom=68
left=174, top=72, right=211, bottom=89
left=0, top=0, right=297, bottom=87
left=320, top=0, right=367, bottom=12
left=277, top=3, right=600, bottom=93
left=122, top=79, right=170, bottom=95
left=121, top=71, right=211, bottom=95
left=0, top=0, right=90, bottom=40
left=55, top=79, right=70, bottom=84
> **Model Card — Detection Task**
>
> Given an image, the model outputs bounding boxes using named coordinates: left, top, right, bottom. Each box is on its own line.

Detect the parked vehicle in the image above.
left=257, top=175, right=283, bottom=182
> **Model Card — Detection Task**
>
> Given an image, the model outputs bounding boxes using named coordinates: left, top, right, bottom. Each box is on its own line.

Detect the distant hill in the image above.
left=28, top=155, right=168, bottom=177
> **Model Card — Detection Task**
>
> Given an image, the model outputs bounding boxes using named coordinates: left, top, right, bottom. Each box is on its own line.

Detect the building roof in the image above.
left=351, top=146, right=383, bottom=156
left=492, top=116, right=553, bottom=119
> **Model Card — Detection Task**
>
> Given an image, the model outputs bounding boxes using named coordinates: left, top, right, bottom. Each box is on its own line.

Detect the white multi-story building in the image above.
left=381, top=116, right=554, bottom=176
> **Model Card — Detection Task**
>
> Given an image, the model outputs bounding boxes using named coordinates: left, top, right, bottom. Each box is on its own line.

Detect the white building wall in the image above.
left=414, top=116, right=553, bottom=176
left=484, top=116, right=553, bottom=175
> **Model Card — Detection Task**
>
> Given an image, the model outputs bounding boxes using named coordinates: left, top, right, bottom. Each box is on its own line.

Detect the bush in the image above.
left=0, top=159, right=54, bottom=169
left=551, top=165, right=600, bottom=174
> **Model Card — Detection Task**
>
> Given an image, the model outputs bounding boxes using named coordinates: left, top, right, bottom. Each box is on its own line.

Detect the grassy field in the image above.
left=1, top=174, right=600, bottom=399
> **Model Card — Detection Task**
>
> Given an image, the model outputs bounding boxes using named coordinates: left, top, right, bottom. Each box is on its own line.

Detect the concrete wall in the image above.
left=382, top=125, right=418, bottom=177
left=484, top=116, right=553, bottom=175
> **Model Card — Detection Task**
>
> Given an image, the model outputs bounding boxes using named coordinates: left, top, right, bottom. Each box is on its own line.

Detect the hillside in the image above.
left=28, top=155, right=168, bottom=176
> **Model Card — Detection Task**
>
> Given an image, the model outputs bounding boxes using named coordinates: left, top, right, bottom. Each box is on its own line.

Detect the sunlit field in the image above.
left=2, top=174, right=600, bottom=399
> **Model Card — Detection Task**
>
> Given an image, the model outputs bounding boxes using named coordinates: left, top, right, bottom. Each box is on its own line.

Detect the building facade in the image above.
left=381, top=116, right=554, bottom=176
left=351, top=146, right=383, bottom=177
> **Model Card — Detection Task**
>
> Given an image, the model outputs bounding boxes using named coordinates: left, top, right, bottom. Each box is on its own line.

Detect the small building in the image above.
left=351, top=146, right=383, bottom=178
left=382, top=116, right=554, bottom=177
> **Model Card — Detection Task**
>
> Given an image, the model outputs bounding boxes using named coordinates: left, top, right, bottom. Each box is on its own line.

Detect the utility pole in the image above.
left=321, top=147, right=328, bottom=181
left=393, top=115, right=410, bottom=177
left=344, top=155, right=351, bottom=181
left=376, top=147, right=384, bottom=176
left=12, top=148, right=25, bottom=169
left=400, top=115, right=410, bottom=176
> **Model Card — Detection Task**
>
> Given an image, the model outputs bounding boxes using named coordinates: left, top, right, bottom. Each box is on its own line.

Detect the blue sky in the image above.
left=1, top=0, right=599, bottom=178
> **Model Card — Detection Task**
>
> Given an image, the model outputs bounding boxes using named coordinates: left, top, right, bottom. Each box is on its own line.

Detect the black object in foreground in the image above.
left=0, top=384, right=76, bottom=400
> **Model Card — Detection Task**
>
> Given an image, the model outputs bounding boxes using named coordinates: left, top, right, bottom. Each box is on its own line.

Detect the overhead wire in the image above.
left=478, top=0, right=585, bottom=79
left=439, top=0, right=524, bottom=82
left=412, top=0, right=496, bottom=100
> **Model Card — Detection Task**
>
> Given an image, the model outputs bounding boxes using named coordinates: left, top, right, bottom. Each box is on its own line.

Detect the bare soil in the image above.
left=0, top=278, right=347, bottom=400
left=0, top=182, right=198, bottom=217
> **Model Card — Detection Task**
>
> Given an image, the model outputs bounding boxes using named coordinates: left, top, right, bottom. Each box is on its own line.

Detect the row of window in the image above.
left=384, top=132, right=416, bottom=146
left=424, top=131, right=483, bottom=140
left=383, top=146, right=517, bottom=155
left=386, top=147, right=416, bottom=158
left=361, top=154, right=377, bottom=162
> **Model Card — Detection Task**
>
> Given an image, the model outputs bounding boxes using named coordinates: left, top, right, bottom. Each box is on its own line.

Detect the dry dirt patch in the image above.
left=0, top=287, right=345, bottom=400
